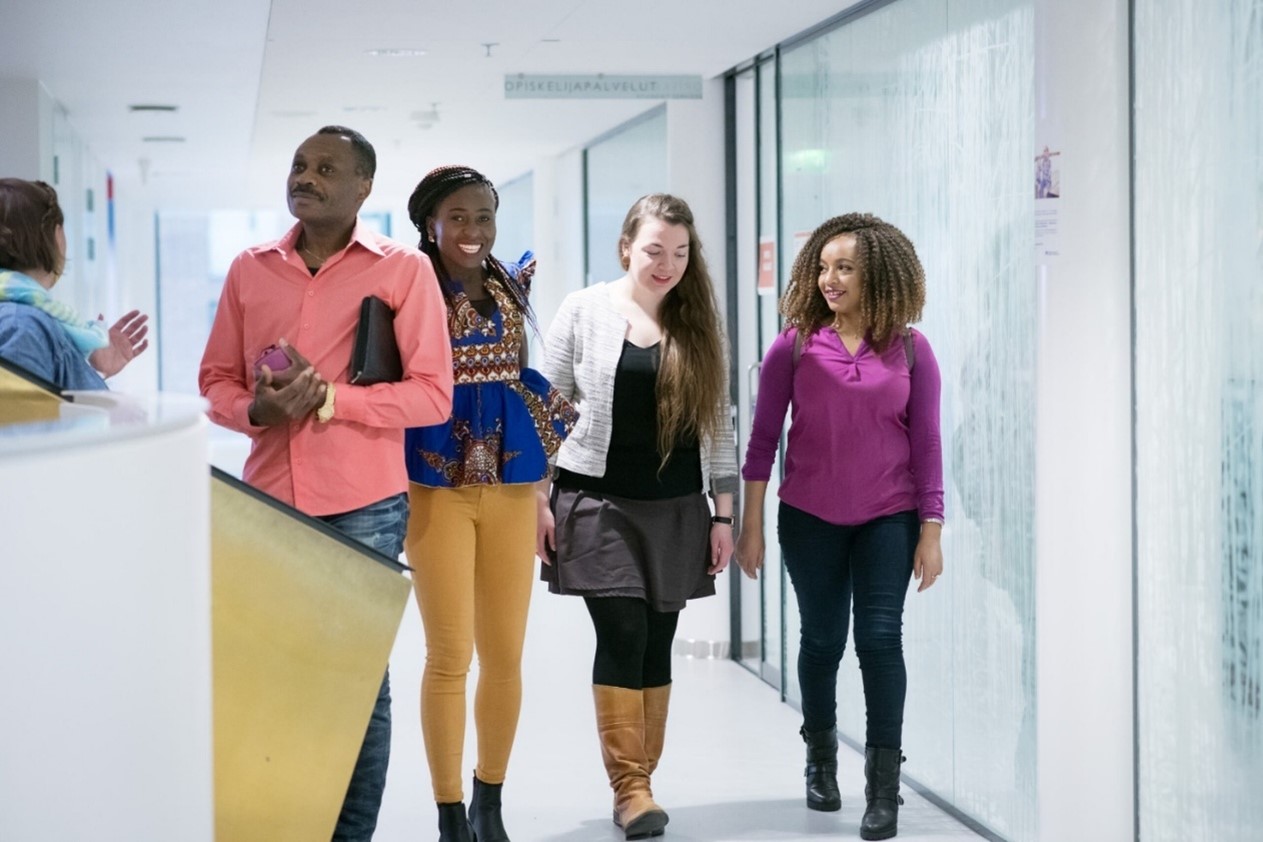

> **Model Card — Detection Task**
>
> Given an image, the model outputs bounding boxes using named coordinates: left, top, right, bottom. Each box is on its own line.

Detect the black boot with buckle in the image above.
left=468, top=775, right=510, bottom=842
left=800, top=726, right=842, bottom=812
left=860, top=746, right=905, bottom=840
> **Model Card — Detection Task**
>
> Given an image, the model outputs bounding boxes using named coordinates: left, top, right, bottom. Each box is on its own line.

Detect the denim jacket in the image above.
left=0, top=302, right=107, bottom=391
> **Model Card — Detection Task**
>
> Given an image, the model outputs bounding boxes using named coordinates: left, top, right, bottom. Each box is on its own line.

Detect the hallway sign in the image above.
left=504, top=74, right=703, bottom=99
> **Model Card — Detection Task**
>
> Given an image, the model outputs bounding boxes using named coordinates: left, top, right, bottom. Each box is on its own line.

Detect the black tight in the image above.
left=584, top=597, right=680, bottom=689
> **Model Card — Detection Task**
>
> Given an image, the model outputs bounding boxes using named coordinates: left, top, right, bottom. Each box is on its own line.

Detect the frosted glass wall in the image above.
left=584, top=108, right=667, bottom=285
left=495, top=172, right=534, bottom=267
left=778, top=1, right=1036, bottom=837
left=1134, top=2, right=1263, bottom=839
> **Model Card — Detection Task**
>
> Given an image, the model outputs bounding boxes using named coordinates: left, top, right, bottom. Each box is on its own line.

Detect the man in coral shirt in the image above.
left=199, top=125, right=453, bottom=840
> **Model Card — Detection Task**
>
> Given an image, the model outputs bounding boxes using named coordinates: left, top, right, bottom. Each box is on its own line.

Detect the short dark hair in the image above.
left=0, top=178, right=65, bottom=276
left=317, top=125, right=376, bottom=178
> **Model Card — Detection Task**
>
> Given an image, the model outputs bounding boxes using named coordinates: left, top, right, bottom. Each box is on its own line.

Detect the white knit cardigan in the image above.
left=540, top=282, right=738, bottom=496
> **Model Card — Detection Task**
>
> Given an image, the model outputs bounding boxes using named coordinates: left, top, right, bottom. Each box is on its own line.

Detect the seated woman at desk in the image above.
left=0, top=178, right=148, bottom=390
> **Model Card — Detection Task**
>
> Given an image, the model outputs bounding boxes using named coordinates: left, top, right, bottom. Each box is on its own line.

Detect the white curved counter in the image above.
left=0, top=393, right=213, bottom=842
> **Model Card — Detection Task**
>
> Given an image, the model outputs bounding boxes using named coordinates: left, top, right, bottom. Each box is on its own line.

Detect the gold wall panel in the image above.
left=211, top=475, right=410, bottom=842
left=0, top=364, right=62, bottom=425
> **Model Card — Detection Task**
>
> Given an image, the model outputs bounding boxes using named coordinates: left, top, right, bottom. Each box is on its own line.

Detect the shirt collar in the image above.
left=272, top=218, right=384, bottom=261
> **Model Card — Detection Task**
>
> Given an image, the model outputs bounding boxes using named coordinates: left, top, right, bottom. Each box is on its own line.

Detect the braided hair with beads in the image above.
left=406, top=165, right=537, bottom=333
left=778, top=212, right=926, bottom=353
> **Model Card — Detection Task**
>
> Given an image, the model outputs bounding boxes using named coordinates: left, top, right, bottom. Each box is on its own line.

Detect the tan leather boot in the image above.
left=593, top=685, right=669, bottom=839
left=642, top=683, right=672, bottom=777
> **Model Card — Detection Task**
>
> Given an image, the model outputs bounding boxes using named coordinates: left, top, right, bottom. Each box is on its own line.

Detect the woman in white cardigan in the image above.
left=538, top=193, right=737, bottom=840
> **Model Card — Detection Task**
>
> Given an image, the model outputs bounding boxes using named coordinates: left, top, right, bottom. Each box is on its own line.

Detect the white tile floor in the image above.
left=374, top=580, right=981, bottom=842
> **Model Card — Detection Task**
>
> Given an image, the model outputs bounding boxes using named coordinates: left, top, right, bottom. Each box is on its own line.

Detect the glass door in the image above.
left=733, top=57, right=787, bottom=693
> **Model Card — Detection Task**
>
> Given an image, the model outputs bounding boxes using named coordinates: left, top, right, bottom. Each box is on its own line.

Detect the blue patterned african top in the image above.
left=405, top=256, right=577, bottom=487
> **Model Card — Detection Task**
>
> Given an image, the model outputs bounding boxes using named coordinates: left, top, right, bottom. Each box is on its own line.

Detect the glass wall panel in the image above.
left=495, top=172, right=534, bottom=267
left=1134, top=2, right=1263, bottom=839
left=758, top=58, right=787, bottom=692
left=733, top=68, right=764, bottom=671
left=778, top=1, right=1036, bottom=837
left=584, top=108, right=667, bottom=285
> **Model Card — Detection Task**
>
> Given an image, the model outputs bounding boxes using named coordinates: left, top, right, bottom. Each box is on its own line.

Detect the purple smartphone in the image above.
left=253, top=344, right=292, bottom=377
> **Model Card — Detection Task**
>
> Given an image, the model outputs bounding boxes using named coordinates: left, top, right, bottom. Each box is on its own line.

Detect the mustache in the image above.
left=290, top=186, right=321, bottom=199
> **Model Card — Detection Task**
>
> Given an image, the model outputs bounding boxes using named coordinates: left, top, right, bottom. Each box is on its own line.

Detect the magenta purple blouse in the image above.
left=741, top=326, right=944, bottom=526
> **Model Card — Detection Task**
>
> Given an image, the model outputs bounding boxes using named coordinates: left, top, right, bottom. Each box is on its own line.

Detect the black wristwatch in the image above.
left=711, top=516, right=734, bottom=525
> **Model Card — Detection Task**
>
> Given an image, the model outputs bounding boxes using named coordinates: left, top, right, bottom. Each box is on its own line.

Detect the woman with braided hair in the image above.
left=403, top=165, right=576, bottom=842
left=736, top=213, right=944, bottom=840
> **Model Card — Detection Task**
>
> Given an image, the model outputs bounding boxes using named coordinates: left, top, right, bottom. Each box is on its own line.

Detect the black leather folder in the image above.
left=349, top=295, right=403, bottom=385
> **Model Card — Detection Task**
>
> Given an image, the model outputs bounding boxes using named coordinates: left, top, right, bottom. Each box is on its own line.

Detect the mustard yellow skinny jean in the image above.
left=406, top=482, right=537, bottom=803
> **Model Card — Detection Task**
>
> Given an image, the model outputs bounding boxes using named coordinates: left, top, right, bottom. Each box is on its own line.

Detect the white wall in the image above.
left=1033, top=0, right=1134, bottom=839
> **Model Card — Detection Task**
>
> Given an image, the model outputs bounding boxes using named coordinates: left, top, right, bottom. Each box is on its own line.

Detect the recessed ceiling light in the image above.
left=541, top=38, right=561, bottom=43
left=365, top=48, right=427, bottom=57
left=129, top=104, right=179, bottom=112
left=142, top=136, right=186, bottom=143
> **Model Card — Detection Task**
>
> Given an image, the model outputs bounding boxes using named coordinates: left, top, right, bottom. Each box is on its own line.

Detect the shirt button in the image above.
left=296, top=458, right=304, bottom=465
left=303, top=324, right=310, bottom=329
left=307, top=290, right=314, bottom=297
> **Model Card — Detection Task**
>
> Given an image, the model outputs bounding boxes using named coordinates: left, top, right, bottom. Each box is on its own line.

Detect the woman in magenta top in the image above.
left=737, top=212, right=944, bottom=841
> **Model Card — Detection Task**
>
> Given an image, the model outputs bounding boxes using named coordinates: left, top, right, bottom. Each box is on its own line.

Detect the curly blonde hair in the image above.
left=779, top=212, right=925, bottom=351
left=617, top=193, right=725, bottom=466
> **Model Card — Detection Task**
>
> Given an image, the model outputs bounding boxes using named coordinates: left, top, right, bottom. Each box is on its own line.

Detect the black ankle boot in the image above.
left=800, top=726, right=841, bottom=812
left=860, top=746, right=905, bottom=840
left=468, top=776, right=510, bottom=842
left=437, top=801, right=474, bottom=842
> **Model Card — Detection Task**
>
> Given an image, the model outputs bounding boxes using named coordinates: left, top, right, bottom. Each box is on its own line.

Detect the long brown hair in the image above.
left=779, top=212, right=925, bottom=351
left=618, top=193, right=726, bottom=464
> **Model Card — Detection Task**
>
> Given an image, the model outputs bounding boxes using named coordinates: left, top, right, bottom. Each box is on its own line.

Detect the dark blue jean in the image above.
left=779, top=502, right=919, bottom=749
left=318, top=492, right=408, bottom=841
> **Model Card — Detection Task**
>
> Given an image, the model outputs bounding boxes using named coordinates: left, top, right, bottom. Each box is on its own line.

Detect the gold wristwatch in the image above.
left=316, top=382, right=336, bottom=423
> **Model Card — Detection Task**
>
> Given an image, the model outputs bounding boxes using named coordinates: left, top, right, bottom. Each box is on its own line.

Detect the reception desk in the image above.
left=0, top=371, right=412, bottom=841
left=0, top=388, right=214, bottom=841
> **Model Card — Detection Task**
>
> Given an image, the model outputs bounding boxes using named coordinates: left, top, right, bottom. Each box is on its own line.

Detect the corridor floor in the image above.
left=374, top=580, right=983, bottom=842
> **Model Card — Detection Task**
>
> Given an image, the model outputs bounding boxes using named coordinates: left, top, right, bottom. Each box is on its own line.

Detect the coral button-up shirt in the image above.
left=199, top=221, right=454, bottom=516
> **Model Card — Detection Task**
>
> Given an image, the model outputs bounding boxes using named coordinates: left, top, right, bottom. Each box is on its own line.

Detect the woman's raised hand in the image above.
left=89, top=310, right=149, bottom=378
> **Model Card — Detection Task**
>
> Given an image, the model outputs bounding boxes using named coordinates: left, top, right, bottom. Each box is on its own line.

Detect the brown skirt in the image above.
left=542, top=486, right=715, bottom=613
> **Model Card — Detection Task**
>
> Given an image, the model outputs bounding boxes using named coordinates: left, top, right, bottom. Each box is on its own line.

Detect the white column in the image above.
left=1033, top=0, right=1133, bottom=839
left=0, top=78, right=54, bottom=180
left=666, top=79, right=733, bottom=650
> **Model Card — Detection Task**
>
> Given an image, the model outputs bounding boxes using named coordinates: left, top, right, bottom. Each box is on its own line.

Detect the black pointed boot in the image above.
left=469, top=776, right=510, bottom=842
left=437, top=801, right=474, bottom=842
left=800, top=726, right=841, bottom=812
left=860, top=746, right=905, bottom=840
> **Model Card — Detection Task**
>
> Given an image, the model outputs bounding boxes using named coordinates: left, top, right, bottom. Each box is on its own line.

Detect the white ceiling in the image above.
left=0, top=0, right=858, bottom=215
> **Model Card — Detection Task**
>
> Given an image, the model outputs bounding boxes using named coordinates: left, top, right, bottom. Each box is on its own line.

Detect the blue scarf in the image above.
left=0, top=270, right=109, bottom=353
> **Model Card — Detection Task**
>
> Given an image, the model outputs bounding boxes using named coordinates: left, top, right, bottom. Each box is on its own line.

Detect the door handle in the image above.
left=746, top=362, right=761, bottom=416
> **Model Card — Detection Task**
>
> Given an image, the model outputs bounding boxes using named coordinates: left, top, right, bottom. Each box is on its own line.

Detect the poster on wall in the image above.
left=757, top=237, right=776, bottom=295
left=792, top=231, right=811, bottom=261
left=1035, top=142, right=1062, bottom=263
